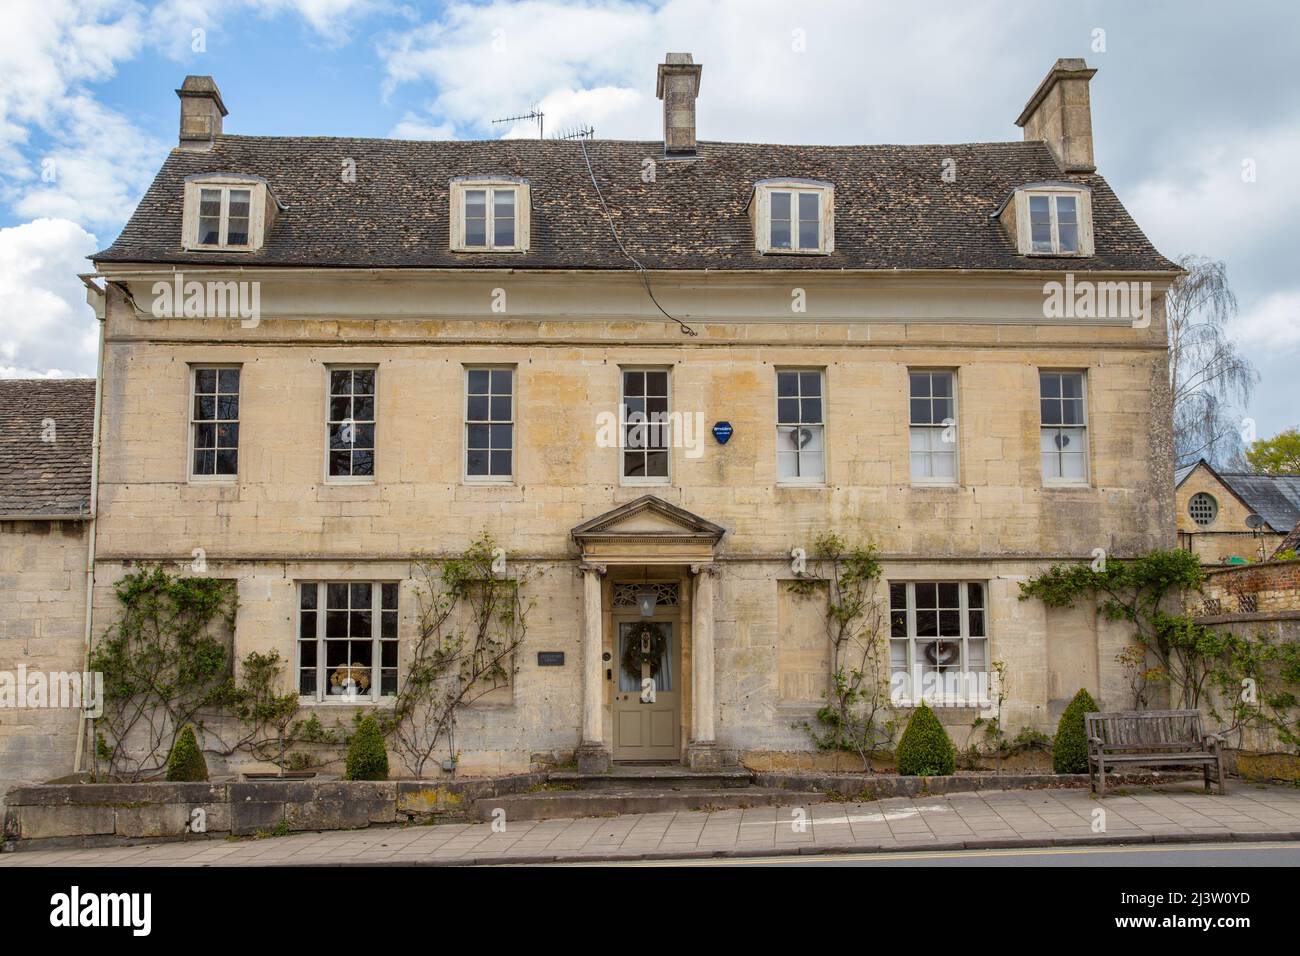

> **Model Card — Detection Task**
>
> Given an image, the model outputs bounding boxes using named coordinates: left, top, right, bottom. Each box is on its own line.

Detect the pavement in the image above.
left=3, top=780, right=1299, bottom=866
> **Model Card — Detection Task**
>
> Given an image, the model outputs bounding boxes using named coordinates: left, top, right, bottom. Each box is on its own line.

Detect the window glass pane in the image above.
left=467, top=369, right=490, bottom=393
left=1039, top=372, right=1060, bottom=399
left=1055, top=196, right=1078, bottom=252
left=799, top=371, right=821, bottom=397
left=1060, top=373, right=1083, bottom=399
left=198, top=189, right=221, bottom=244
left=464, top=189, right=487, bottom=245
left=798, top=217, right=818, bottom=249
left=645, top=371, right=668, bottom=395
left=226, top=189, right=250, bottom=244
left=911, top=398, right=932, bottom=425
left=931, top=372, right=952, bottom=398
left=490, top=368, right=512, bottom=393
left=493, top=190, right=515, bottom=246
left=800, top=398, right=822, bottom=424
left=771, top=191, right=791, bottom=219
left=777, top=398, right=799, bottom=424
left=777, top=371, right=798, bottom=397
left=771, top=220, right=791, bottom=249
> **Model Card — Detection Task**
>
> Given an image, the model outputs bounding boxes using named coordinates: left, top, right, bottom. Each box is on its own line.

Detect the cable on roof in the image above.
left=577, top=138, right=697, bottom=336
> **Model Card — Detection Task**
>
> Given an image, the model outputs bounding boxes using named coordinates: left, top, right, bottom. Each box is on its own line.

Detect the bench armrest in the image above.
left=1203, top=733, right=1225, bottom=749
left=1088, top=736, right=1104, bottom=746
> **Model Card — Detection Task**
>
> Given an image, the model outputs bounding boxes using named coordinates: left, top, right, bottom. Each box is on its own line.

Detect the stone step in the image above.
left=472, top=787, right=826, bottom=822
left=548, top=766, right=754, bottom=791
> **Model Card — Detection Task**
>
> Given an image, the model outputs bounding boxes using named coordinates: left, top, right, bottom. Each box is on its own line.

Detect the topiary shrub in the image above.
left=166, top=724, right=209, bottom=782
left=896, top=703, right=956, bottom=776
left=345, top=714, right=389, bottom=781
left=1053, top=687, right=1099, bottom=774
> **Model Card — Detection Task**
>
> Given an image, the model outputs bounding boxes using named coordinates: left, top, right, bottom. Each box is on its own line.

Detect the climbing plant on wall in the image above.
left=1019, top=549, right=1300, bottom=751
left=383, top=534, right=537, bottom=777
left=90, top=566, right=238, bottom=780
left=790, top=532, right=895, bottom=769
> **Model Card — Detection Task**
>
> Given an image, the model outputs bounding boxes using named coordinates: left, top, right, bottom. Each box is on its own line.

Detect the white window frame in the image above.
left=296, top=581, right=399, bottom=704
left=463, top=365, right=516, bottom=483
left=775, top=368, right=826, bottom=486
left=889, top=581, right=989, bottom=707
left=450, top=177, right=531, bottom=252
left=619, top=366, right=672, bottom=486
left=1014, top=185, right=1093, bottom=256
left=187, top=363, right=241, bottom=482
left=1039, top=369, right=1091, bottom=487
left=908, top=369, right=959, bottom=486
left=182, top=176, right=269, bottom=251
left=752, top=179, right=835, bottom=255
left=324, top=365, right=377, bottom=484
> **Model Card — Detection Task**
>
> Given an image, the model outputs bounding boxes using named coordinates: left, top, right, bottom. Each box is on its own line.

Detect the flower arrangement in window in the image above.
left=330, top=664, right=371, bottom=695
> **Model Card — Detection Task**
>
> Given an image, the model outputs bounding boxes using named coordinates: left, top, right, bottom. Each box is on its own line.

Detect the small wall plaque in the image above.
left=537, top=651, right=565, bottom=666
left=712, top=421, right=733, bottom=444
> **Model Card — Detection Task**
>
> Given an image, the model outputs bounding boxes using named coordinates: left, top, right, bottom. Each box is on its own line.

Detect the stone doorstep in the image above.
left=471, top=788, right=828, bottom=822
left=548, top=766, right=753, bottom=790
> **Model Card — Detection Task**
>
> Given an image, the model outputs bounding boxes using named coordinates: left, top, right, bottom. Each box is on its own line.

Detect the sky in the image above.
left=0, top=0, right=1297, bottom=441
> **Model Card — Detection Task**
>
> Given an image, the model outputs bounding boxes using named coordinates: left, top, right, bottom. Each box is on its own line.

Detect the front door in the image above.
left=612, top=616, right=680, bottom=761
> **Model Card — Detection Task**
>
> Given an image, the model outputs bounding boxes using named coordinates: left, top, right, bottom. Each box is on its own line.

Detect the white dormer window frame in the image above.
left=450, top=177, right=531, bottom=253
left=1010, top=184, right=1094, bottom=257
left=751, top=179, right=835, bottom=255
left=182, top=175, right=272, bottom=252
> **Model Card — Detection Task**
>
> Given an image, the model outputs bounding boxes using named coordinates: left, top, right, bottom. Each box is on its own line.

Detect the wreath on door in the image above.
left=622, top=621, right=668, bottom=680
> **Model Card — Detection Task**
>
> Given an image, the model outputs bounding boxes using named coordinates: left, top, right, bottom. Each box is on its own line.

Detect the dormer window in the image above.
left=182, top=175, right=276, bottom=251
left=450, top=177, right=530, bottom=252
left=751, top=179, right=834, bottom=255
left=1000, top=183, right=1093, bottom=257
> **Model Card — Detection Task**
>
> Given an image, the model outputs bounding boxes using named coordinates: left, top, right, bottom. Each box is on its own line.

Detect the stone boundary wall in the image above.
left=2, top=773, right=546, bottom=851
left=1199, top=560, right=1300, bottom=615
left=754, top=769, right=1199, bottom=799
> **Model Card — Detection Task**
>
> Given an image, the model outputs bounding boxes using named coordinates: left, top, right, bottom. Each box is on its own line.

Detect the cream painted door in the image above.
left=612, top=618, right=680, bottom=761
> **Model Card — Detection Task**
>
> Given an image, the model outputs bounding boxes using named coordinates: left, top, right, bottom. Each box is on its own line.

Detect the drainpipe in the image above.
left=73, top=277, right=107, bottom=774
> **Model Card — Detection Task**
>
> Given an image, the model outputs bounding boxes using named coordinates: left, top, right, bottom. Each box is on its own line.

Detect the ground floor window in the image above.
left=297, top=582, right=398, bottom=700
left=888, top=581, right=988, bottom=705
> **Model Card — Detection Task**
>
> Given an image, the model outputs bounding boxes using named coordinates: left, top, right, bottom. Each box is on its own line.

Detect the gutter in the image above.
left=73, top=276, right=107, bottom=775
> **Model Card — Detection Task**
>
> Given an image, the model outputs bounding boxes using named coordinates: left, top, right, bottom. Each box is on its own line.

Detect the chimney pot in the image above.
left=176, top=75, right=228, bottom=150
left=655, top=53, right=702, bottom=157
left=1015, top=58, right=1097, bottom=173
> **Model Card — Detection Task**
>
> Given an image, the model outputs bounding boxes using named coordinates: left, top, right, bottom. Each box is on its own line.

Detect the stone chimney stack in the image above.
left=1015, top=58, right=1097, bottom=173
left=176, top=75, right=228, bottom=150
left=656, top=53, right=702, bottom=157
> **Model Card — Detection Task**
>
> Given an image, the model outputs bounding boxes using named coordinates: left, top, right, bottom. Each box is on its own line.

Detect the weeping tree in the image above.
left=1167, top=254, right=1257, bottom=468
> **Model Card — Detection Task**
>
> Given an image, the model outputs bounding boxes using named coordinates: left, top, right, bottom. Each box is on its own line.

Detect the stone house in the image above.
left=0, top=379, right=96, bottom=797
left=21, top=55, right=1183, bottom=780
left=1175, top=458, right=1300, bottom=565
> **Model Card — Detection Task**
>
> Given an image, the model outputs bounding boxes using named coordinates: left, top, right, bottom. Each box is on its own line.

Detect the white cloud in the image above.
left=148, top=0, right=390, bottom=56
left=0, top=218, right=100, bottom=379
left=376, top=0, right=1025, bottom=142
left=389, top=113, right=458, bottom=140
left=1234, top=289, right=1300, bottom=353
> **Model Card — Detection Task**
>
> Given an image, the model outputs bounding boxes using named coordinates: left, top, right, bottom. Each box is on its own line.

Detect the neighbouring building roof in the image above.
left=93, top=137, right=1177, bottom=273
left=1177, top=458, right=1300, bottom=533
left=0, top=379, right=96, bottom=518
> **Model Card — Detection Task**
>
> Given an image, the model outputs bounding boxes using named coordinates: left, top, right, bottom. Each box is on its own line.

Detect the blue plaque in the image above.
left=712, top=421, right=733, bottom=444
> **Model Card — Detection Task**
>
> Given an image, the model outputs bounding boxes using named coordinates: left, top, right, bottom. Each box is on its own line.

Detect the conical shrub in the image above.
left=896, top=703, right=956, bottom=776
left=166, top=724, right=209, bottom=782
left=1053, top=688, right=1099, bottom=774
left=344, top=714, right=389, bottom=781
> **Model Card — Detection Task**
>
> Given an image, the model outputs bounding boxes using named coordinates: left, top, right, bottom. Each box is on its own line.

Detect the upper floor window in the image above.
left=621, top=369, right=670, bottom=483
left=465, top=367, right=514, bottom=481
left=1003, top=183, right=1092, bottom=257
left=1040, top=370, right=1089, bottom=484
left=909, top=370, right=956, bottom=484
left=327, top=367, right=376, bottom=480
left=182, top=175, right=275, bottom=251
left=776, top=369, right=825, bottom=483
left=751, top=179, right=834, bottom=255
left=190, top=366, right=240, bottom=478
left=450, top=178, right=530, bottom=252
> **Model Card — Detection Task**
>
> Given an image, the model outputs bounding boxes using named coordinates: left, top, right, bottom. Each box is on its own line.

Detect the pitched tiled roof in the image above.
left=1219, top=472, right=1300, bottom=533
left=0, top=379, right=95, bottom=518
left=94, top=137, right=1177, bottom=272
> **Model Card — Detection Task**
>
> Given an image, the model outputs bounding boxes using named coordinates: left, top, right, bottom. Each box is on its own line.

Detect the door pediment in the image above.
left=572, top=495, right=724, bottom=564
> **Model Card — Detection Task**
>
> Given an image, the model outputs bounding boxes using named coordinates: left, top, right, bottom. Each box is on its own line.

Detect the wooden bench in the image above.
left=1085, top=709, right=1226, bottom=797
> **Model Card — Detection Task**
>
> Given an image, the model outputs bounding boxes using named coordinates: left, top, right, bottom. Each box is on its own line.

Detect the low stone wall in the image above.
left=755, top=769, right=1198, bottom=799
left=2, top=773, right=546, bottom=851
left=1200, top=560, right=1300, bottom=615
